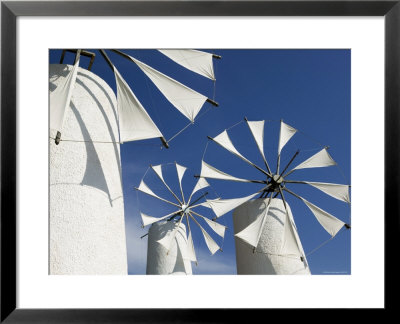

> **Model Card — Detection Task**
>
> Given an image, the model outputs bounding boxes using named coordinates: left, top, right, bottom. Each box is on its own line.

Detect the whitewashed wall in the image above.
left=233, top=198, right=310, bottom=275
left=49, top=64, right=127, bottom=275
left=146, top=221, right=192, bottom=275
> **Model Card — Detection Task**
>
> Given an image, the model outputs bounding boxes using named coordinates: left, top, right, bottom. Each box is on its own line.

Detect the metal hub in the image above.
left=269, top=174, right=284, bottom=192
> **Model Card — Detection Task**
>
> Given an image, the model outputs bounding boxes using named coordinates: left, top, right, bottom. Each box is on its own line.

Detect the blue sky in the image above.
left=50, top=49, right=351, bottom=275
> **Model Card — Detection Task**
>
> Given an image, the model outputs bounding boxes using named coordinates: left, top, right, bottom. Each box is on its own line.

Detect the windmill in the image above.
left=196, top=118, right=351, bottom=274
left=135, top=162, right=226, bottom=275
left=51, top=49, right=220, bottom=147
left=49, top=49, right=220, bottom=275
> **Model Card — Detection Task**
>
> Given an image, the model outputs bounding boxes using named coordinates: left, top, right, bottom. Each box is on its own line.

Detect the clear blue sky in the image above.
left=50, top=49, right=351, bottom=275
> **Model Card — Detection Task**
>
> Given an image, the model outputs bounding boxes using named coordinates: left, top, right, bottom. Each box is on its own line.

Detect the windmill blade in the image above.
left=151, top=164, right=183, bottom=205
left=278, top=188, right=304, bottom=258
left=185, top=214, right=197, bottom=262
left=158, top=49, right=215, bottom=80
left=188, top=177, right=210, bottom=204
left=114, top=67, right=163, bottom=143
left=302, top=198, right=346, bottom=237
left=235, top=196, right=272, bottom=248
left=175, top=162, right=187, bottom=203
left=209, top=130, right=270, bottom=177
left=276, top=121, right=297, bottom=174
left=245, top=119, right=272, bottom=174
left=140, top=210, right=180, bottom=227
left=278, top=121, right=297, bottom=155
left=200, top=160, right=264, bottom=184
left=189, top=213, right=220, bottom=255
left=190, top=210, right=226, bottom=238
left=156, top=215, right=184, bottom=252
left=127, top=54, right=208, bottom=123
left=200, top=192, right=260, bottom=218
left=285, top=180, right=350, bottom=203
left=50, top=52, right=81, bottom=132
left=283, top=187, right=345, bottom=237
left=288, top=148, right=336, bottom=174
left=135, top=180, right=180, bottom=208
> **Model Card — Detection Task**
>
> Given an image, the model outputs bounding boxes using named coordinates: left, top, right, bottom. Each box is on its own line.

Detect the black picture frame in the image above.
left=1, top=0, right=398, bottom=321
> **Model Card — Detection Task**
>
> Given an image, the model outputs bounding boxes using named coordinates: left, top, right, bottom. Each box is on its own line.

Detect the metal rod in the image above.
left=189, top=192, right=209, bottom=207
left=193, top=175, right=265, bottom=184
left=167, top=211, right=183, bottom=222
left=110, top=49, right=131, bottom=60
left=99, top=49, right=114, bottom=71
left=212, top=54, right=222, bottom=59
left=206, top=98, right=219, bottom=107
left=279, top=150, right=300, bottom=179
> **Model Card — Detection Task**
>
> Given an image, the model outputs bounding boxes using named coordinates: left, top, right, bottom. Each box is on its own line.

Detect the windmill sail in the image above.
left=201, top=192, right=260, bottom=218
left=210, top=130, right=254, bottom=166
left=114, top=68, right=163, bottom=142
left=291, top=148, right=336, bottom=171
left=191, top=211, right=226, bottom=238
left=175, top=163, right=187, bottom=202
left=136, top=180, right=179, bottom=207
left=158, top=49, right=215, bottom=80
left=50, top=57, right=80, bottom=131
left=186, top=224, right=197, bottom=262
left=302, top=198, right=345, bottom=237
left=246, top=120, right=269, bottom=167
left=280, top=212, right=303, bottom=257
left=129, top=55, right=208, bottom=122
left=278, top=121, right=297, bottom=154
left=190, top=214, right=220, bottom=254
left=188, top=177, right=210, bottom=203
left=306, top=181, right=350, bottom=203
left=200, top=160, right=253, bottom=183
left=141, top=211, right=179, bottom=227
left=235, top=200, right=271, bottom=248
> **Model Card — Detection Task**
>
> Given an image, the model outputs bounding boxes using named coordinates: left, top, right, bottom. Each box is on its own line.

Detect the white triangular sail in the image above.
left=247, top=120, right=266, bottom=163
left=158, top=49, right=215, bottom=80
left=280, top=212, right=303, bottom=257
left=292, top=148, right=336, bottom=171
left=114, top=67, right=163, bottom=142
left=175, top=163, right=187, bottom=201
left=176, top=163, right=187, bottom=184
left=140, top=211, right=178, bottom=227
left=235, top=200, right=271, bottom=248
left=203, top=192, right=259, bottom=218
left=278, top=121, right=297, bottom=154
left=302, top=198, right=345, bottom=237
left=137, top=180, right=160, bottom=199
left=136, top=180, right=178, bottom=207
left=186, top=226, right=197, bottom=262
left=200, top=160, right=252, bottom=183
left=157, top=217, right=184, bottom=251
left=306, top=181, right=350, bottom=203
left=190, top=215, right=220, bottom=254
left=151, top=164, right=182, bottom=204
left=191, top=211, right=226, bottom=238
left=211, top=130, right=254, bottom=165
left=188, top=177, right=210, bottom=203
left=129, top=55, right=207, bottom=122
left=50, top=58, right=80, bottom=131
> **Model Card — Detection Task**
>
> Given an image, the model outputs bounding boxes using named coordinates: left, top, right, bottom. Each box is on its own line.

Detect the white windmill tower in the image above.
left=135, top=162, right=226, bottom=275
left=49, top=49, right=220, bottom=274
left=196, top=118, right=351, bottom=275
